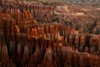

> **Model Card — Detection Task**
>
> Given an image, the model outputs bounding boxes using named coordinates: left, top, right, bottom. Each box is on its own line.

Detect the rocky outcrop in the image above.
left=1, top=37, right=9, bottom=64
left=1, top=9, right=100, bottom=67
left=0, top=0, right=54, bottom=22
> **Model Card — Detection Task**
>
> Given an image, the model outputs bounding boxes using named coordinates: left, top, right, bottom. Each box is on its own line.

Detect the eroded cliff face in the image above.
left=2, top=0, right=100, bottom=35
left=54, top=11, right=100, bottom=34
left=0, top=10, right=100, bottom=67
left=0, top=0, right=54, bottom=22
left=54, top=3, right=100, bottom=34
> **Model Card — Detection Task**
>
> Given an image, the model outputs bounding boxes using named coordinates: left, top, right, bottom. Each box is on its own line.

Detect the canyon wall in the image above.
left=0, top=0, right=54, bottom=22
left=0, top=1, right=100, bottom=67
left=0, top=11, right=100, bottom=67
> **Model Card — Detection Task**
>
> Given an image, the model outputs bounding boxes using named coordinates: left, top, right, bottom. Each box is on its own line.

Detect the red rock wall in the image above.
left=0, top=10, right=100, bottom=67
left=0, top=1, right=54, bottom=22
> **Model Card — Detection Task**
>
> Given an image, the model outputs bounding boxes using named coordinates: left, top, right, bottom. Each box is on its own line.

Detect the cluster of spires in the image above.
left=0, top=8, right=100, bottom=67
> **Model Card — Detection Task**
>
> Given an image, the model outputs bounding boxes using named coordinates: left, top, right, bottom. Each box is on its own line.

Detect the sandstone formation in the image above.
left=0, top=0, right=100, bottom=67
left=0, top=10, right=100, bottom=67
left=0, top=0, right=54, bottom=22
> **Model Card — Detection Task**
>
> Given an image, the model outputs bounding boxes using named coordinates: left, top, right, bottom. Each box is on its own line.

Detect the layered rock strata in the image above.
left=0, top=11, right=100, bottom=67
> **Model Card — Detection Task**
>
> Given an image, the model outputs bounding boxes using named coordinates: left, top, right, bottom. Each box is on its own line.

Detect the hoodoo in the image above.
left=0, top=0, right=100, bottom=67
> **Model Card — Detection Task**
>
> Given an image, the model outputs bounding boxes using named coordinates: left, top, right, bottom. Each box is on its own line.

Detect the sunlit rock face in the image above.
left=0, top=10, right=99, bottom=67
left=0, top=0, right=54, bottom=22
left=0, top=1, right=100, bottom=66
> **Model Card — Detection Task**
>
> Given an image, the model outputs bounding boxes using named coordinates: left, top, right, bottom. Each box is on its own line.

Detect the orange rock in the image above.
left=74, top=35, right=79, bottom=48
left=69, top=34, right=73, bottom=45
left=80, top=35, right=85, bottom=47
left=79, top=46, right=83, bottom=52
left=1, top=37, right=9, bottom=63
left=84, top=46, right=89, bottom=53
